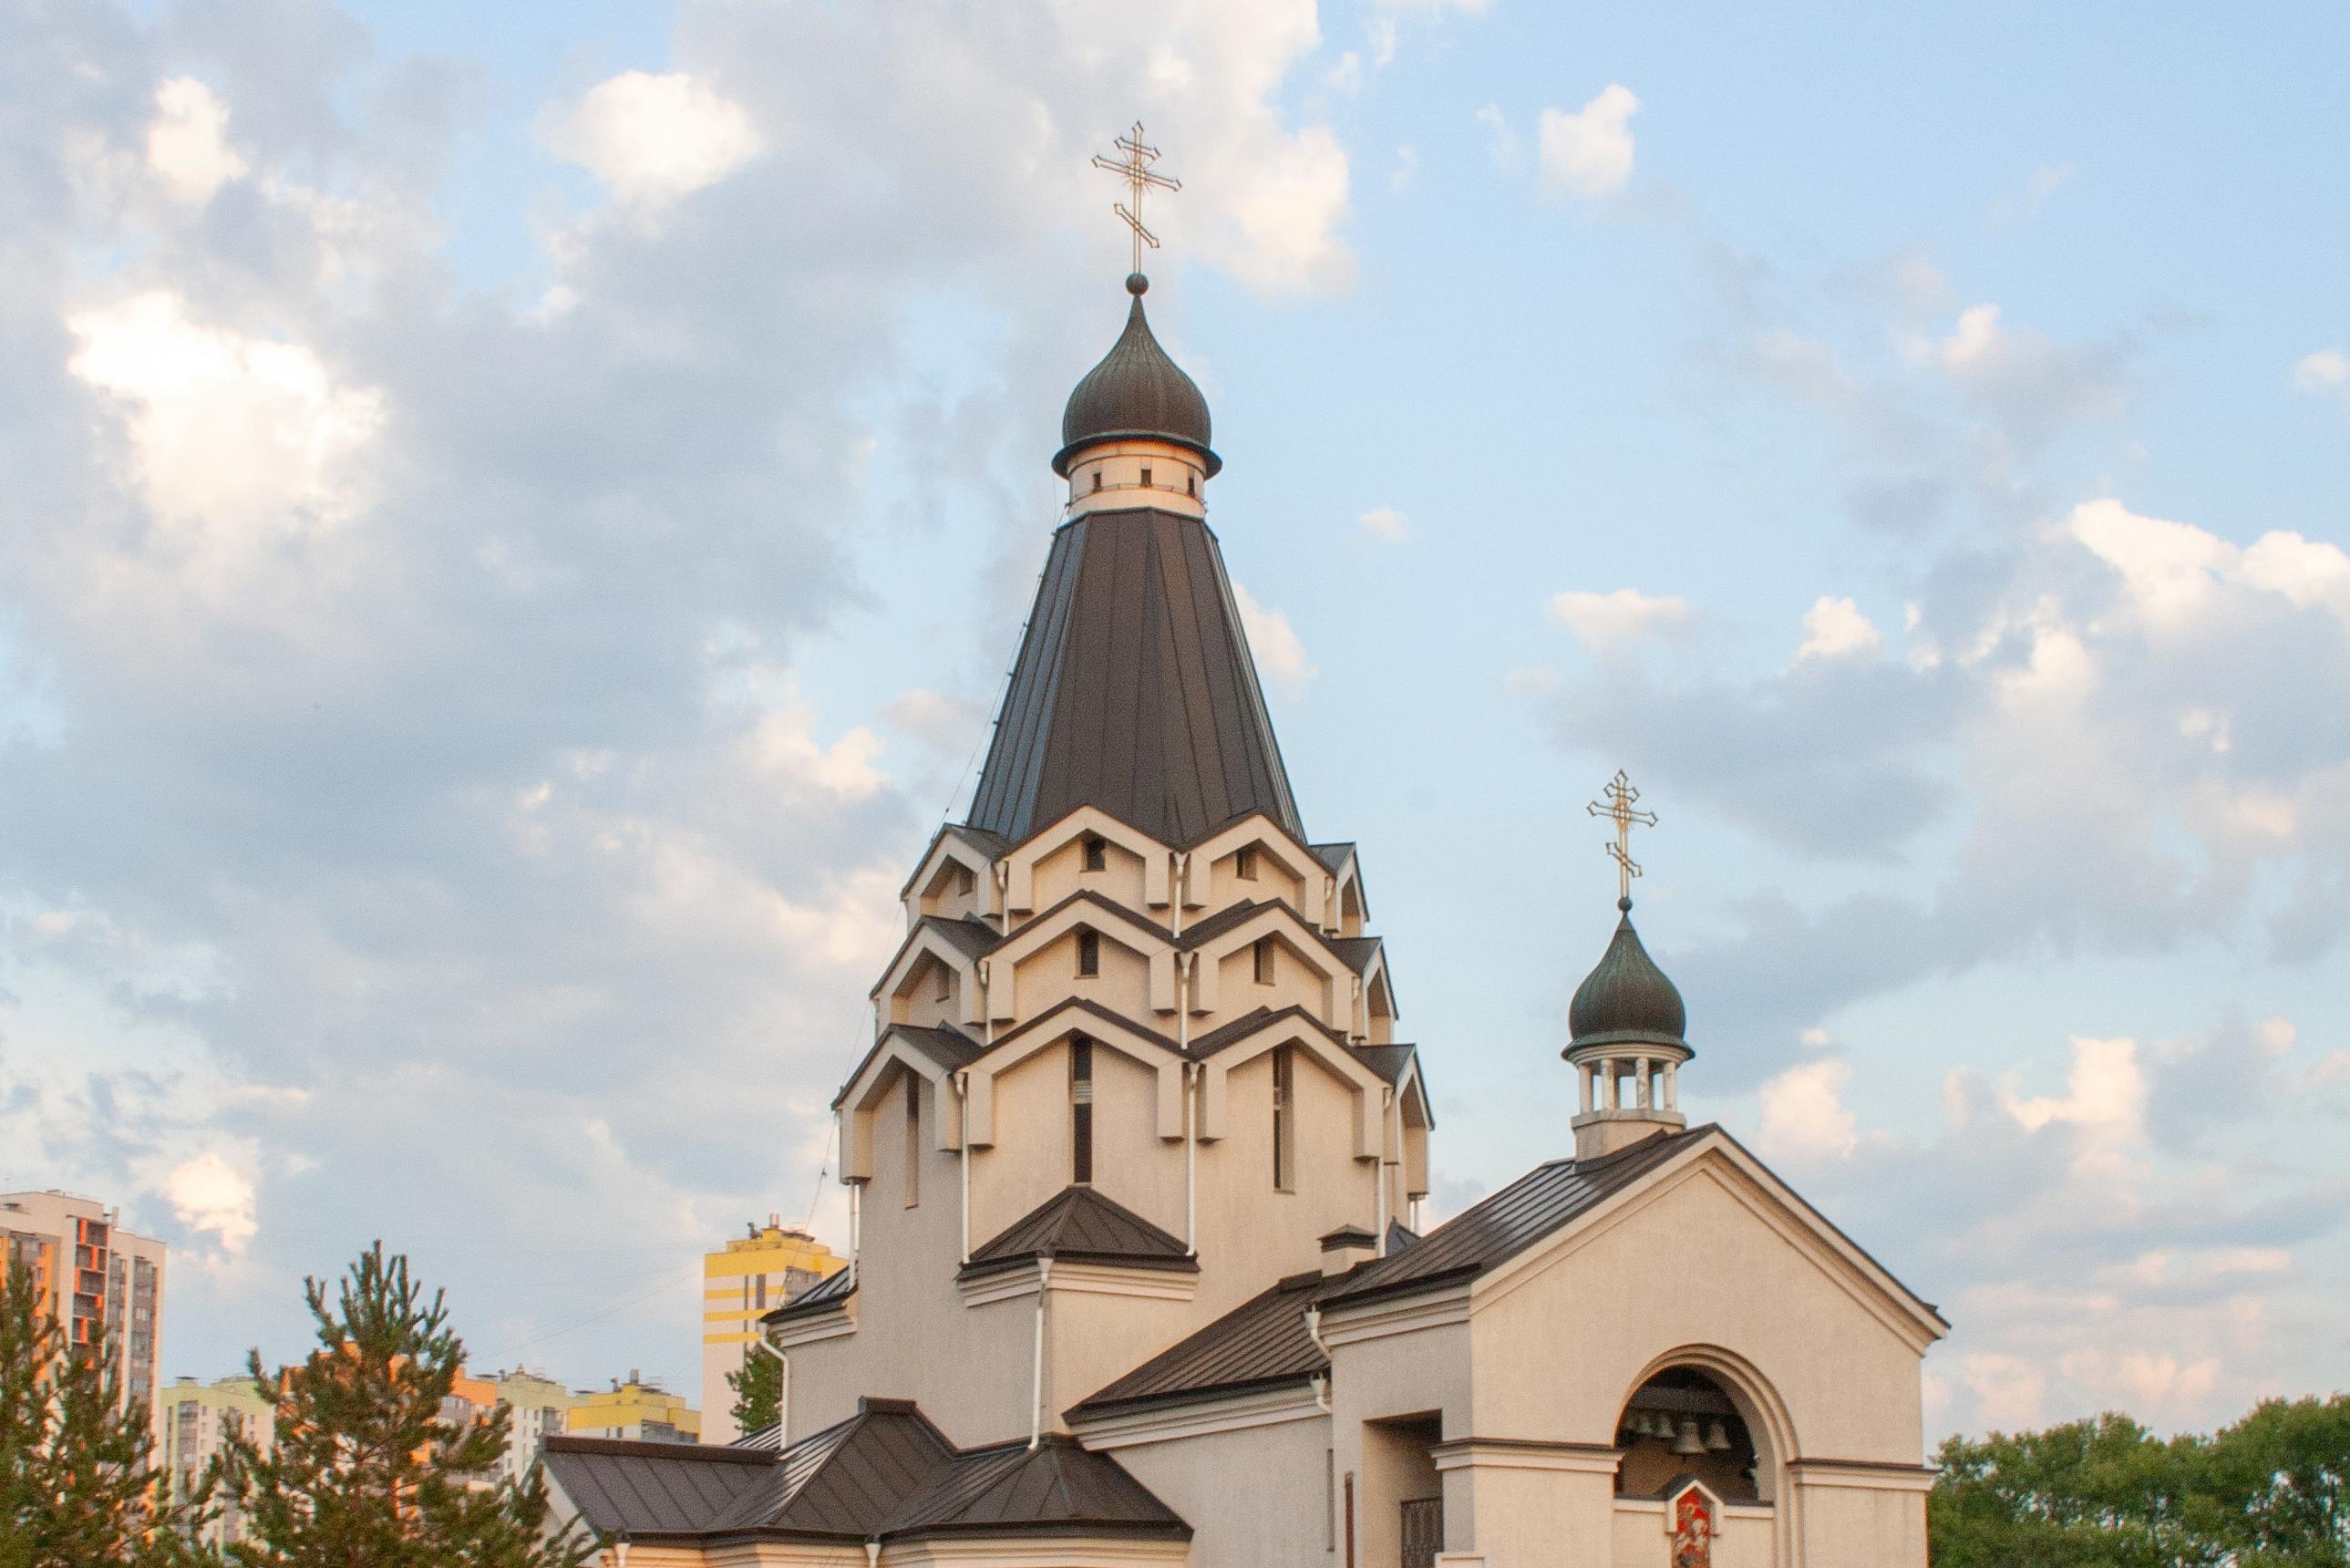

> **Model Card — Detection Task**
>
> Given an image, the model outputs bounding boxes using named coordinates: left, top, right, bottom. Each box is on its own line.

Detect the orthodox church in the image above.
left=544, top=238, right=1947, bottom=1567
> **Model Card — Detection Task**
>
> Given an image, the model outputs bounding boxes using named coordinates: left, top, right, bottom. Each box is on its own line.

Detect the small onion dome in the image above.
left=1564, top=898, right=1690, bottom=1056
left=1052, top=273, right=1221, bottom=479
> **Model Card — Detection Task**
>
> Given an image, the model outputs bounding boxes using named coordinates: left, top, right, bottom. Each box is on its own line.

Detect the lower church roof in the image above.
left=963, top=1185, right=1197, bottom=1279
left=543, top=1397, right=1189, bottom=1548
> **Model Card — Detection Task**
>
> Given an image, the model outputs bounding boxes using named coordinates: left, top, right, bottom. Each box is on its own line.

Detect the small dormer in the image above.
left=1184, top=818, right=1323, bottom=925
left=902, top=829, right=1001, bottom=927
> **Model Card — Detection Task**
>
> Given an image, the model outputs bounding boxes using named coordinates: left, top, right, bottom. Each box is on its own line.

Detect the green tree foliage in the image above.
left=726, top=1345, right=780, bottom=1438
left=217, top=1243, right=591, bottom=1568
left=0, top=1262, right=212, bottom=1568
left=1930, top=1398, right=2350, bottom=1568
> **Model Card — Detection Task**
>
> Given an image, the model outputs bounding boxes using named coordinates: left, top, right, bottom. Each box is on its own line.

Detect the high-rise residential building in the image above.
left=697, top=1217, right=843, bottom=1443
left=159, top=1375, right=271, bottom=1548
left=1, top=1190, right=167, bottom=1429
left=443, top=1367, right=579, bottom=1483
left=567, top=1371, right=698, bottom=1444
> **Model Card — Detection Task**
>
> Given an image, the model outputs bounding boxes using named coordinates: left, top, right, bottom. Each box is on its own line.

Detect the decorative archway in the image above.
left=1614, top=1346, right=1799, bottom=1566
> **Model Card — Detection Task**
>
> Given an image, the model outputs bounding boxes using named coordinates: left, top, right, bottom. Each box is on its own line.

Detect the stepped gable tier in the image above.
left=964, top=506, right=1301, bottom=849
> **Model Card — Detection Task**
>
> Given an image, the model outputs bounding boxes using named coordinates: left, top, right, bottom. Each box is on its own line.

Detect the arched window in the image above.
left=1613, top=1368, right=1757, bottom=1501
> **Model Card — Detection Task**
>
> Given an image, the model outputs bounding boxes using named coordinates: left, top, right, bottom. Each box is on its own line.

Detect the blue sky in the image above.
left=3, top=0, right=2345, bottom=1439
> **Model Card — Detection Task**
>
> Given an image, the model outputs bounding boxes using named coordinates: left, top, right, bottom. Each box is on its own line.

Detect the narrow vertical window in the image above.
left=1092, top=469, right=1103, bottom=492
left=1070, top=1037, right=1095, bottom=1185
left=1139, top=466, right=1153, bottom=488
left=1187, top=474, right=1197, bottom=497
left=932, top=961, right=951, bottom=1002
left=1077, top=929, right=1100, bottom=977
left=1272, top=1045, right=1295, bottom=1191
left=903, top=1077, right=922, bottom=1208
left=1252, top=934, right=1275, bottom=985
left=1234, top=845, right=1259, bottom=881
left=1082, top=834, right=1107, bottom=872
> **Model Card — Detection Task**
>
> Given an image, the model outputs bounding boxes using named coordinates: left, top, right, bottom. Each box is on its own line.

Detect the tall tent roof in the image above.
left=964, top=505, right=1302, bottom=846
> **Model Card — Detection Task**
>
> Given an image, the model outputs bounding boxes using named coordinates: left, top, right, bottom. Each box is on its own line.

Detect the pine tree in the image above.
left=0, top=1262, right=213, bottom=1568
left=218, top=1243, right=592, bottom=1568
left=725, top=1345, right=780, bottom=1438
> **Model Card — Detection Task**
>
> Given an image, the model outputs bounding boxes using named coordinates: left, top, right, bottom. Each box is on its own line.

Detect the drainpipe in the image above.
left=1373, top=1088, right=1393, bottom=1254
left=610, top=1534, right=629, bottom=1568
left=1304, top=1305, right=1333, bottom=1399
left=1029, top=1259, right=1053, bottom=1449
left=847, top=1181, right=861, bottom=1289
left=749, top=1336, right=789, bottom=1447
left=864, top=1541, right=880, bottom=1568
left=954, top=1071, right=972, bottom=1265
left=1170, top=852, right=1188, bottom=935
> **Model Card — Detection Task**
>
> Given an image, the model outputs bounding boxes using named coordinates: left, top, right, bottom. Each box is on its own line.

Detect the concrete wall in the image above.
left=1108, top=1414, right=1335, bottom=1568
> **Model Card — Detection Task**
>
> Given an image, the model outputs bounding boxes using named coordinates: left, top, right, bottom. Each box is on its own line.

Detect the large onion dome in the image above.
left=1565, top=898, right=1690, bottom=1056
left=1052, top=273, right=1220, bottom=478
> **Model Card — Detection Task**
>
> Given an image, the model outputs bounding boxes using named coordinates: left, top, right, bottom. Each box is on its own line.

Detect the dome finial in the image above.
left=1564, top=772, right=1691, bottom=1161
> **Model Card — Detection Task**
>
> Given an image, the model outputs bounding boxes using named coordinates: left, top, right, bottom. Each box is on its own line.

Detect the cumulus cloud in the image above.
left=2070, top=498, right=2350, bottom=629
left=1794, top=595, right=1884, bottom=662
left=164, top=1152, right=259, bottom=1254
left=1358, top=505, right=1409, bottom=542
left=1234, top=583, right=1316, bottom=694
left=541, top=71, right=761, bottom=209
left=1550, top=587, right=1692, bottom=651
left=145, top=77, right=247, bottom=204
left=1755, top=1057, right=1858, bottom=1160
left=1539, top=84, right=1639, bottom=198
left=2291, top=348, right=2346, bottom=395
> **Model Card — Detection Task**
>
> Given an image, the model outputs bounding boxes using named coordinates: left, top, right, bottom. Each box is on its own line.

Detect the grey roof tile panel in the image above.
left=964, top=508, right=1303, bottom=850
left=892, top=1024, right=985, bottom=1075
left=881, top=1436, right=1190, bottom=1541
left=764, top=1263, right=855, bottom=1324
left=983, top=995, right=1183, bottom=1058
left=1328, top=935, right=1384, bottom=975
left=1324, top=1127, right=1706, bottom=1309
left=541, top=1438, right=778, bottom=1541
left=964, top=1186, right=1195, bottom=1276
left=1351, top=1044, right=1416, bottom=1084
left=1072, top=1270, right=1334, bottom=1415
left=1186, top=1004, right=1351, bottom=1061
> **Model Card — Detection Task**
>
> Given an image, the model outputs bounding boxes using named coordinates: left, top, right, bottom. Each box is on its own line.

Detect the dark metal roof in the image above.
left=545, top=1398, right=1188, bottom=1548
left=881, top=1435, right=1190, bottom=1542
left=1324, top=1128, right=1706, bottom=1309
left=865, top=915, right=999, bottom=1001
left=764, top=1263, right=855, bottom=1324
left=964, top=1186, right=1196, bottom=1278
left=1053, top=278, right=1217, bottom=479
left=984, top=995, right=1183, bottom=1058
left=1567, top=901, right=1689, bottom=1056
left=540, top=1436, right=781, bottom=1542
left=829, top=1022, right=982, bottom=1111
left=964, top=506, right=1302, bottom=849
left=1072, top=1270, right=1333, bottom=1416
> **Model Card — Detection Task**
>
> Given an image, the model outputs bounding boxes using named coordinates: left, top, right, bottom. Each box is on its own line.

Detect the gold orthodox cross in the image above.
left=1587, top=769, right=1658, bottom=903
left=1091, top=122, right=1181, bottom=274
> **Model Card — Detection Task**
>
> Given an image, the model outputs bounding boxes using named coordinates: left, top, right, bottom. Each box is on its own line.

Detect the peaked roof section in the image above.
left=1321, top=1127, right=1706, bottom=1309
left=1073, top=1269, right=1333, bottom=1417
left=542, top=1398, right=1188, bottom=1549
left=965, top=506, right=1303, bottom=849
left=882, top=1435, right=1190, bottom=1542
left=964, top=1185, right=1196, bottom=1277
left=1054, top=277, right=1218, bottom=478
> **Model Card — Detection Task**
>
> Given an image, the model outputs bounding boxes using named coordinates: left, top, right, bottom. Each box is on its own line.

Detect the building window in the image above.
left=1272, top=1046, right=1295, bottom=1191
left=1234, top=845, right=1259, bottom=881
left=1070, top=1037, right=1095, bottom=1185
left=1252, top=935, right=1275, bottom=985
left=1092, top=469, right=1103, bottom=492
left=932, top=962, right=951, bottom=1003
left=1077, top=929, right=1100, bottom=977
left=1139, top=467, right=1153, bottom=488
left=1082, top=834, right=1107, bottom=872
left=903, top=1078, right=922, bottom=1208
left=1187, top=474, right=1197, bottom=497
left=754, top=1275, right=767, bottom=1310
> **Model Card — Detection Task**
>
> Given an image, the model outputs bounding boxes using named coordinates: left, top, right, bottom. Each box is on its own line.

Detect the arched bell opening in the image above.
left=1613, top=1367, right=1761, bottom=1503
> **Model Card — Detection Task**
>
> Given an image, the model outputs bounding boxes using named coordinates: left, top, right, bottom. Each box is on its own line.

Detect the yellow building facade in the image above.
left=697, top=1218, right=843, bottom=1443
left=568, top=1371, right=699, bottom=1444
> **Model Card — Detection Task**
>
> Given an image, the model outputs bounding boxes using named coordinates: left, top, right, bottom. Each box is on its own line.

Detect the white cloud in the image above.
left=1206, top=124, right=1353, bottom=294
left=163, top=1151, right=258, bottom=1254
left=542, top=72, right=761, bottom=209
left=65, top=292, right=384, bottom=556
left=2291, top=348, right=2347, bottom=394
left=1233, top=583, right=1315, bottom=694
left=1358, top=505, right=1410, bottom=542
left=1538, top=83, right=1639, bottom=198
left=145, top=77, right=247, bottom=204
left=2001, top=1035, right=2145, bottom=1147
left=2069, top=498, right=2350, bottom=629
left=1550, top=587, right=1691, bottom=651
left=1962, top=1352, right=2047, bottom=1430
left=1756, top=1058, right=1859, bottom=1160
left=1795, top=595, right=1883, bottom=662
